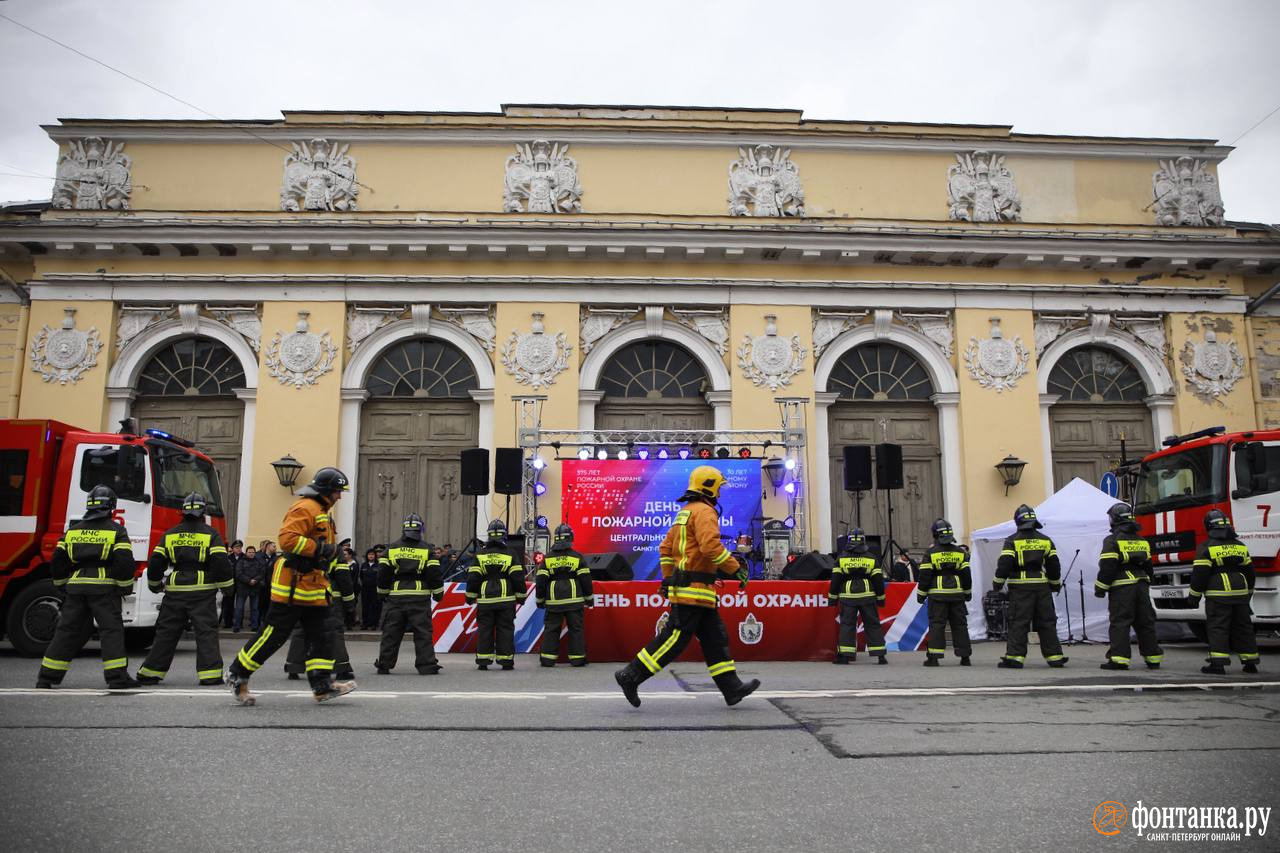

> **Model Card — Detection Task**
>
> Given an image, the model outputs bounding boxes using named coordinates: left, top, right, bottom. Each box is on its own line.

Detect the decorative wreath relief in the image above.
left=265, top=311, right=337, bottom=389
left=30, top=307, right=102, bottom=385
left=963, top=317, right=1029, bottom=392
left=501, top=312, right=571, bottom=390
left=738, top=314, right=806, bottom=391
left=1180, top=322, right=1244, bottom=401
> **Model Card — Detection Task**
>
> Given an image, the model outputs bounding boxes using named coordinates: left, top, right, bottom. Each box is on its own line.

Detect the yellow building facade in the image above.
left=1, top=105, right=1277, bottom=557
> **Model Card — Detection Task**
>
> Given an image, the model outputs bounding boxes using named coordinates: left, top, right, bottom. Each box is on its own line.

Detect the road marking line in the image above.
left=0, top=681, right=1275, bottom=700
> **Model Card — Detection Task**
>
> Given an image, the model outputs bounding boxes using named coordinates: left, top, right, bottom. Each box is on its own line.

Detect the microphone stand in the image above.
left=1058, top=549, right=1082, bottom=645
left=1077, top=551, right=1091, bottom=643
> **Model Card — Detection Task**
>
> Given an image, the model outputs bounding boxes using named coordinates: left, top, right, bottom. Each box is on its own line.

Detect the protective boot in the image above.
left=1200, top=662, right=1226, bottom=675
left=136, top=673, right=164, bottom=686
left=1146, top=662, right=1161, bottom=670
left=875, top=654, right=888, bottom=665
left=35, top=678, right=54, bottom=689
left=1047, top=657, right=1069, bottom=668
left=228, top=672, right=256, bottom=706
left=997, top=657, right=1023, bottom=669
left=313, top=676, right=357, bottom=703
left=715, top=673, right=761, bottom=707
left=1242, top=662, right=1259, bottom=674
left=923, top=655, right=941, bottom=667
left=107, top=674, right=141, bottom=689
left=1099, top=661, right=1129, bottom=671
left=199, top=675, right=224, bottom=686
left=417, top=664, right=441, bottom=675
left=959, top=657, right=971, bottom=666
left=614, top=662, right=646, bottom=707
left=833, top=653, right=854, bottom=664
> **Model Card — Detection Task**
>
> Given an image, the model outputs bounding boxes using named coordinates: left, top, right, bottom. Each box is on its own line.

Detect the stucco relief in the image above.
left=502, top=312, right=571, bottom=390
left=30, top=308, right=102, bottom=385
left=738, top=314, right=806, bottom=390
left=265, top=311, right=337, bottom=389
left=503, top=141, right=582, bottom=213
left=963, top=317, right=1029, bottom=392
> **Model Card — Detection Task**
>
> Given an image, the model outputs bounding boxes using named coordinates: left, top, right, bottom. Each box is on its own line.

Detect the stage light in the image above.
left=616, top=448, right=629, bottom=460
left=578, top=448, right=591, bottom=460
left=531, top=456, right=546, bottom=470
left=596, top=449, right=608, bottom=461
left=737, top=447, right=751, bottom=459
left=677, top=447, right=691, bottom=460
left=536, top=516, right=549, bottom=528
left=784, top=458, right=796, bottom=471
left=636, top=447, right=650, bottom=460
left=783, top=516, right=796, bottom=529
left=697, top=448, right=713, bottom=460
left=715, top=447, right=730, bottom=459
left=534, top=482, right=548, bottom=496
left=784, top=481, right=796, bottom=495
left=657, top=447, right=670, bottom=460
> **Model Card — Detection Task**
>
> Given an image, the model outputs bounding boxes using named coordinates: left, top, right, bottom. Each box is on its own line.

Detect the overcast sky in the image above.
left=1, top=0, right=1277, bottom=223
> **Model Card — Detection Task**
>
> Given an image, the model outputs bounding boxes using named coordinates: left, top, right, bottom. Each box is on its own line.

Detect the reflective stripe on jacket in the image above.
left=1189, top=538, right=1254, bottom=599
left=270, top=497, right=334, bottom=607
left=918, top=546, right=971, bottom=599
left=536, top=549, right=592, bottom=611
left=659, top=499, right=735, bottom=609
left=466, top=544, right=526, bottom=609
left=377, top=538, right=442, bottom=600
left=994, top=532, right=1061, bottom=590
left=1095, top=534, right=1152, bottom=593
left=146, top=520, right=231, bottom=595
left=829, top=554, right=885, bottom=602
left=51, top=520, right=136, bottom=595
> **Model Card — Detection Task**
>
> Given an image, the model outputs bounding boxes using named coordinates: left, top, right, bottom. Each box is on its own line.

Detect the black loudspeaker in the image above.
left=584, top=552, right=635, bottom=581
left=782, top=551, right=834, bottom=581
left=875, top=442, right=904, bottom=490
left=493, top=447, right=523, bottom=495
left=842, top=445, right=873, bottom=492
left=460, top=449, right=490, bottom=496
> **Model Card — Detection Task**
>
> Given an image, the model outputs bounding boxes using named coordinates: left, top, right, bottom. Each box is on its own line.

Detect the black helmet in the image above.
left=486, top=519, right=507, bottom=543
left=83, top=485, right=117, bottom=520
left=1204, top=509, right=1234, bottom=538
left=1014, top=504, right=1042, bottom=531
left=552, top=523, right=573, bottom=549
left=181, top=493, right=207, bottom=519
left=1107, top=502, right=1137, bottom=532
left=843, top=528, right=868, bottom=555
left=297, top=467, right=349, bottom=500
left=930, top=518, right=956, bottom=545
left=402, top=513, right=425, bottom=541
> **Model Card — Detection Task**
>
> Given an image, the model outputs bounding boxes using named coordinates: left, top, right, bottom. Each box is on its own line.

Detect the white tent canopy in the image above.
left=968, top=478, right=1121, bottom=641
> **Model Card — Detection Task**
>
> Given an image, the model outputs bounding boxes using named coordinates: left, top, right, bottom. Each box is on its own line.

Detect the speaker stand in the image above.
left=880, top=487, right=909, bottom=570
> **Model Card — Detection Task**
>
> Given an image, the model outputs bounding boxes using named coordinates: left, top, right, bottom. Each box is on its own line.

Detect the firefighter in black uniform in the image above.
left=828, top=529, right=887, bottom=664
left=468, top=519, right=526, bottom=670
left=1192, top=509, right=1260, bottom=675
left=1095, top=502, right=1163, bottom=671
left=918, top=518, right=972, bottom=667
left=994, top=504, right=1068, bottom=669
left=537, top=523, right=593, bottom=667
left=374, top=513, right=444, bottom=675
left=136, top=493, right=232, bottom=685
left=285, top=540, right=356, bottom=680
left=36, top=486, right=140, bottom=689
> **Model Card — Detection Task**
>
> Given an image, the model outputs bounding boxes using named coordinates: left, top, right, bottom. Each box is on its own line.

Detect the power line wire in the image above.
left=1226, top=100, right=1280, bottom=147
left=0, top=11, right=374, bottom=195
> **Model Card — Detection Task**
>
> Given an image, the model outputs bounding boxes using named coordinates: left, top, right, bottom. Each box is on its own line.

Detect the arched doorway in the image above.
left=355, top=338, right=479, bottom=553
left=132, top=337, right=247, bottom=538
left=1046, top=346, right=1152, bottom=490
left=596, top=340, right=713, bottom=430
left=826, top=342, right=943, bottom=555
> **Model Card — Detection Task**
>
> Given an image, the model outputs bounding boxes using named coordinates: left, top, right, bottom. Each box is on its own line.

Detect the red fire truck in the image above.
left=1134, top=426, right=1280, bottom=639
left=0, top=419, right=227, bottom=656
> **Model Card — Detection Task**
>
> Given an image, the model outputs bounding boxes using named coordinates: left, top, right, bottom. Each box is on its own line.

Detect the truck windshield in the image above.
left=148, top=443, right=224, bottom=517
left=1133, top=445, right=1225, bottom=514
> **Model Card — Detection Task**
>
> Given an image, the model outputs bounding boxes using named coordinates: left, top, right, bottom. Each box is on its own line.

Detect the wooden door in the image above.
left=357, top=400, right=478, bottom=552
left=827, top=403, right=942, bottom=557
left=1050, top=403, right=1152, bottom=492
left=133, top=398, right=244, bottom=538
left=596, top=398, right=714, bottom=432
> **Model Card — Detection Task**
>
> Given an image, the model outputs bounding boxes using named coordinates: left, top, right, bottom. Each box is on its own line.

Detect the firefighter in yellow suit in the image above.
left=614, top=465, right=761, bottom=708
left=226, top=467, right=356, bottom=705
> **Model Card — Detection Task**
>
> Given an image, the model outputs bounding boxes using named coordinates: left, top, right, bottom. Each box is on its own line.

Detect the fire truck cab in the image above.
left=0, top=419, right=227, bottom=656
left=1135, top=426, right=1280, bottom=639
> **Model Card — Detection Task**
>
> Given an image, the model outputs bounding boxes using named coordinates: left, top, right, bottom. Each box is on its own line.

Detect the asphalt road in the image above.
left=0, top=637, right=1277, bottom=853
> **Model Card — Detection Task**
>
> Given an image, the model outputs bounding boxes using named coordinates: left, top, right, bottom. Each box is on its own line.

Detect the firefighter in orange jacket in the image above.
left=614, top=465, right=761, bottom=708
left=226, top=467, right=356, bottom=705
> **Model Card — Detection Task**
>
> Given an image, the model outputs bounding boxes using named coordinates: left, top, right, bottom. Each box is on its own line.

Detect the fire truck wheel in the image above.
left=1188, top=622, right=1209, bottom=644
left=124, top=627, right=156, bottom=653
left=6, top=579, right=62, bottom=658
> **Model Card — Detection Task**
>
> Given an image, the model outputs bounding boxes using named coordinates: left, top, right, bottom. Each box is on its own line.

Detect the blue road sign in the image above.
left=1100, top=471, right=1119, bottom=497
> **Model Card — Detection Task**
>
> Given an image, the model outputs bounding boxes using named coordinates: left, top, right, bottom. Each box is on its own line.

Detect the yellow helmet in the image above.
left=687, top=465, right=726, bottom=500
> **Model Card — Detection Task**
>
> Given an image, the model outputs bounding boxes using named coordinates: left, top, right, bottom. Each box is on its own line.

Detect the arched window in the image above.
left=1047, top=346, right=1146, bottom=402
left=829, top=343, right=934, bottom=401
left=137, top=337, right=246, bottom=396
left=599, top=341, right=708, bottom=399
left=364, top=338, right=478, bottom=398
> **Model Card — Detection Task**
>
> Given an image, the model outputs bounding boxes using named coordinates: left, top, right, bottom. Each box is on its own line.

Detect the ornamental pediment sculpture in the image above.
left=580, top=307, right=637, bottom=355
left=502, top=312, right=571, bottom=389
left=728, top=145, right=805, bottom=217
left=738, top=314, right=805, bottom=391
left=53, top=137, right=131, bottom=210
left=671, top=307, right=730, bottom=356
left=963, top=317, right=1029, bottom=392
left=265, top=311, right=337, bottom=389
left=438, top=306, right=498, bottom=354
left=30, top=308, right=102, bottom=385
left=281, top=139, right=359, bottom=211
left=1180, top=320, right=1244, bottom=401
left=503, top=141, right=583, bottom=213
left=947, top=150, right=1021, bottom=222
left=1153, top=157, right=1224, bottom=227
